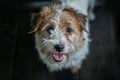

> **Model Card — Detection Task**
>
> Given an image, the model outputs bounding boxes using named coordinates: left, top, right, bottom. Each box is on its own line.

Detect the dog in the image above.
left=31, top=0, right=95, bottom=73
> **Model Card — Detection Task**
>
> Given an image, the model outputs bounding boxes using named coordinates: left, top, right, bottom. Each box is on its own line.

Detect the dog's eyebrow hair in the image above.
left=49, top=18, right=57, bottom=24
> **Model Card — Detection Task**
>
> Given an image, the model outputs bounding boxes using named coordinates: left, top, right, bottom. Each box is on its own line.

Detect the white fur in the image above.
left=40, top=21, right=90, bottom=71
left=35, top=0, right=95, bottom=72
left=65, top=0, right=95, bottom=20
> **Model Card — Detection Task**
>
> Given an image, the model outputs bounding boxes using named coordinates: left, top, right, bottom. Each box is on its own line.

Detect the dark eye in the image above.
left=66, top=27, right=73, bottom=33
left=47, top=27, right=53, bottom=33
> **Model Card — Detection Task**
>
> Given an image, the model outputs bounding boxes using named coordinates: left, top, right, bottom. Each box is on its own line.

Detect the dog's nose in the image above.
left=55, top=44, right=64, bottom=52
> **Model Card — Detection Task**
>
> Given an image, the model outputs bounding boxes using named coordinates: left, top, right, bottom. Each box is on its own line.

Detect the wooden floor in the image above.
left=0, top=5, right=120, bottom=80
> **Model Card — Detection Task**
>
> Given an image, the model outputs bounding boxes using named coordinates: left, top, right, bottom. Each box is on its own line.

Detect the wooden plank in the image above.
left=11, top=7, right=117, bottom=80
left=11, top=14, right=33, bottom=80
left=0, top=15, right=17, bottom=80
left=109, top=11, right=120, bottom=80
left=80, top=8, right=114, bottom=80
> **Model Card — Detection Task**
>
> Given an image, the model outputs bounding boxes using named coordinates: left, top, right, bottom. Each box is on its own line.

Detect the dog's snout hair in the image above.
left=48, top=27, right=66, bottom=46
left=31, top=0, right=95, bottom=72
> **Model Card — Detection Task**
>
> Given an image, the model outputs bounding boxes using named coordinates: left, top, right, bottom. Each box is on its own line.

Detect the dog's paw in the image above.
left=70, top=65, right=81, bottom=73
left=48, top=68, right=54, bottom=73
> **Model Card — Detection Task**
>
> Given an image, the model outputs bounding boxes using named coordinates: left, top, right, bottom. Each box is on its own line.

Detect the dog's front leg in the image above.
left=70, top=64, right=81, bottom=73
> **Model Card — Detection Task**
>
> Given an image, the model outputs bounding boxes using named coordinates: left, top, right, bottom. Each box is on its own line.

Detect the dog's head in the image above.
left=31, top=5, right=87, bottom=63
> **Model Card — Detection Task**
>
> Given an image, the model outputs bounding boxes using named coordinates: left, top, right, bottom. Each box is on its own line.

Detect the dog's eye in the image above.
left=66, top=27, right=73, bottom=33
left=47, top=27, right=53, bottom=33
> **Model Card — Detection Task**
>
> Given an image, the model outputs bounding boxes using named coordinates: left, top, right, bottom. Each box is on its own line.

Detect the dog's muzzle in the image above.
left=54, top=44, right=64, bottom=52
left=53, top=44, right=65, bottom=62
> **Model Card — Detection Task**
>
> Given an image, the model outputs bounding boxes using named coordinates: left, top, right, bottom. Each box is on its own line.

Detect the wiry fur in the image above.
left=31, top=0, right=95, bottom=73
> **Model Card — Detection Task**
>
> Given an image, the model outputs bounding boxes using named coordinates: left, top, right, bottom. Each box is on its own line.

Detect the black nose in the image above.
left=54, top=44, right=64, bottom=52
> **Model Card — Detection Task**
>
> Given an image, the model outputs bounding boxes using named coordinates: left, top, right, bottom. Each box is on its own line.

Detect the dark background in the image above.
left=0, top=0, right=120, bottom=80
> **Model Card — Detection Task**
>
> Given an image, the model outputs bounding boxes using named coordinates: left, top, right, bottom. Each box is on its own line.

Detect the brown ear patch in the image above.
left=30, top=7, right=57, bottom=33
left=30, top=13, right=41, bottom=33
left=78, top=13, right=89, bottom=33
left=30, top=6, right=88, bottom=33
left=31, top=13, right=40, bottom=26
left=63, top=8, right=88, bottom=33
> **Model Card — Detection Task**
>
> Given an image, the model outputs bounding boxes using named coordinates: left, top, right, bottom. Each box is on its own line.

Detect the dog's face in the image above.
left=31, top=6, right=87, bottom=63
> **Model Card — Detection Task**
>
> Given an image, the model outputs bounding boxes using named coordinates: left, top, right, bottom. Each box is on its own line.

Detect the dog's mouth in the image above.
left=53, top=53, right=65, bottom=62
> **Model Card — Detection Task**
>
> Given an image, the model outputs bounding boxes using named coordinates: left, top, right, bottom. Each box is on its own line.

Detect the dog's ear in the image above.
left=29, top=13, right=41, bottom=33
left=78, top=13, right=89, bottom=33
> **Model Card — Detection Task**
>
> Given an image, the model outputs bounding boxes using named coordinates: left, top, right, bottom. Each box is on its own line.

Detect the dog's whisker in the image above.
left=43, top=38, right=54, bottom=43
left=49, top=18, right=57, bottom=24
left=70, top=45, right=75, bottom=53
left=39, top=45, right=46, bottom=52
left=31, top=0, right=94, bottom=72
left=38, top=40, right=49, bottom=52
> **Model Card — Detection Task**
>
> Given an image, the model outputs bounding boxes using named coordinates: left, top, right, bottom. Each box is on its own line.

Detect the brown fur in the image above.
left=31, top=5, right=88, bottom=73
left=31, top=6, right=87, bottom=33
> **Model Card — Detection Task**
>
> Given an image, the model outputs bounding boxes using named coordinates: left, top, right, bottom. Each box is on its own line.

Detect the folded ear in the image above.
left=30, top=13, right=41, bottom=33
left=78, top=13, right=89, bottom=33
